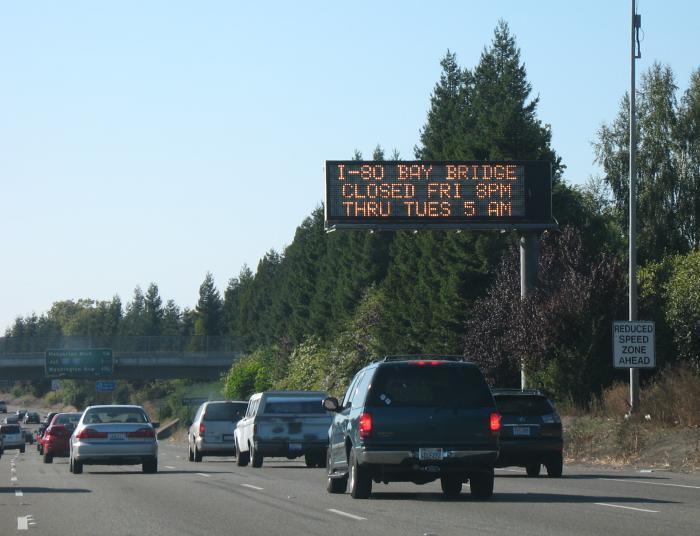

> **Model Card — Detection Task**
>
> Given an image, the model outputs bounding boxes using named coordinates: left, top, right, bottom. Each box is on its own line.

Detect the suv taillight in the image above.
left=489, top=412, right=501, bottom=432
left=359, top=412, right=373, bottom=439
left=199, top=423, right=205, bottom=436
left=76, top=428, right=108, bottom=439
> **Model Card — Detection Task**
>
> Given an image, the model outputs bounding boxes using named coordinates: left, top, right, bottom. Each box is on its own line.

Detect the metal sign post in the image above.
left=520, top=232, right=540, bottom=388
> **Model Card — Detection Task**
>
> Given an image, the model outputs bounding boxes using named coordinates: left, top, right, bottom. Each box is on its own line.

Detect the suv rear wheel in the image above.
left=43, top=451, right=53, bottom=464
left=188, top=442, right=194, bottom=462
left=193, top=444, right=202, bottom=462
left=142, top=457, right=158, bottom=474
left=545, top=453, right=563, bottom=478
left=440, top=475, right=463, bottom=499
left=469, top=469, right=494, bottom=499
left=526, top=463, right=541, bottom=477
left=348, top=449, right=371, bottom=499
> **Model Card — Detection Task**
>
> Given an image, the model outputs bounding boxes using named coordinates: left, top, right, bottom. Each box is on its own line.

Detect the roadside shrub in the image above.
left=643, top=364, right=700, bottom=427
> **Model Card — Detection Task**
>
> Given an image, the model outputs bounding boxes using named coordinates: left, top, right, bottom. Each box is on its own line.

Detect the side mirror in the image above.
left=322, top=397, right=341, bottom=413
left=151, top=422, right=160, bottom=429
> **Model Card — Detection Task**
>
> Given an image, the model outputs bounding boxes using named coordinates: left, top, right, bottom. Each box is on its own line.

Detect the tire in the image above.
left=20, top=446, right=25, bottom=454
left=317, top=450, right=327, bottom=469
left=188, top=443, right=194, bottom=462
left=525, top=463, right=541, bottom=477
left=235, top=442, right=249, bottom=467
left=37, top=444, right=43, bottom=454
left=43, top=451, right=53, bottom=464
left=348, top=448, right=371, bottom=499
left=440, top=475, right=463, bottom=499
left=72, top=459, right=83, bottom=474
left=326, top=449, right=347, bottom=494
left=250, top=443, right=263, bottom=468
left=305, top=453, right=317, bottom=468
left=545, top=453, right=563, bottom=478
left=193, top=444, right=202, bottom=462
left=143, top=457, right=158, bottom=474
left=469, top=469, right=494, bottom=499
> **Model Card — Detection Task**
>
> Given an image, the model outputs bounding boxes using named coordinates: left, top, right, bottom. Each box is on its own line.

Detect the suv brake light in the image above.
left=76, top=428, right=108, bottom=439
left=359, top=412, right=373, bottom=439
left=412, top=360, right=442, bottom=366
left=199, top=422, right=205, bottom=436
left=489, top=412, right=501, bottom=432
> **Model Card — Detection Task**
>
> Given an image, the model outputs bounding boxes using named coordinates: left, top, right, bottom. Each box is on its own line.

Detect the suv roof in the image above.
left=491, top=388, right=550, bottom=397
left=381, top=355, right=466, bottom=363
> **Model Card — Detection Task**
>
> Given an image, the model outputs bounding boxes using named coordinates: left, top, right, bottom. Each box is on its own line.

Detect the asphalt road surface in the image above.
left=1, top=438, right=699, bottom=536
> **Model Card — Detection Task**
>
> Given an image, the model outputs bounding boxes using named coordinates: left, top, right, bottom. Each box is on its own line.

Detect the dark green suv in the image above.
left=492, top=389, right=563, bottom=477
left=323, top=356, right=500, bottom=499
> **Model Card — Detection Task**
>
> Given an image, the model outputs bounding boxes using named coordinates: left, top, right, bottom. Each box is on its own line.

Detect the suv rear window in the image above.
left=204, top=402, right=247, bottom=421
left=263, top=397, right=326, bottom=414
left=367, top=364, right=493, bottom=409
left=494, top=396, right=553, bottom=415
left=1, top=425, right=20, bottom=434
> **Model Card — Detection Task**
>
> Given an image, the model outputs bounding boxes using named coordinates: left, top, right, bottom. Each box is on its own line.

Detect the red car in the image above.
left=42, top=412, right=82, bottom=463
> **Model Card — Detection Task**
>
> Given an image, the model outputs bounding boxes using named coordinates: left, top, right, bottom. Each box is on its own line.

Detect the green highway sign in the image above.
left=45, top=348, right=114, bottom=377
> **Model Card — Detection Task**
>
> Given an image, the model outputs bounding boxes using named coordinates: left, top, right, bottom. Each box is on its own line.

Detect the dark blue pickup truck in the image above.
left=323, top=356, right=501, bottom=499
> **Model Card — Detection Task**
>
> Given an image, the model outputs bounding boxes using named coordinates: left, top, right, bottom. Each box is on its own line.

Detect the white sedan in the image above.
left=69, top=405, right=158, bottom=474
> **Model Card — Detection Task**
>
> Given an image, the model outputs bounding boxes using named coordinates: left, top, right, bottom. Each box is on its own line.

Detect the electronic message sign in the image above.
left=325, top=160, right=554, bottom=230
left=45, top=348, right=114, bottom=378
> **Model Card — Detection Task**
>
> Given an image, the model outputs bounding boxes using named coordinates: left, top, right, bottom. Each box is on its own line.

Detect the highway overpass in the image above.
left=0, top=335, right=243, bottom=380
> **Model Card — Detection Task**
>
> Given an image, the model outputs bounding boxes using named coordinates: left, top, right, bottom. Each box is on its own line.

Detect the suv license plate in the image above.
left=419, top=448, right=443, bottom=461
left=512, top=426, right=530, bottom=436
left=109, top=432, right=126, bottom=440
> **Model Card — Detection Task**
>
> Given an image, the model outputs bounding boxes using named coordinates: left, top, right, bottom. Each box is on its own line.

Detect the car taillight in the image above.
left=412, top=360, right=442, bottom=366
left=198, top=422, right=205, bottom=436
left=359, top=412, right=373, bottom=439
left=489, top=412, right=501, bottom=432
left=127, top=427, right=155, bottom=439
left=76, top=428, right=108, bottom=439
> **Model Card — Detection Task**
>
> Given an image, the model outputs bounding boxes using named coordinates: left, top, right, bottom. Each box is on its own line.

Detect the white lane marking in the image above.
left=15, top=490, right=23, bottom=497
left=241, top=484, right=264, bottom=491
left=165, top=465, right=176, bottom=469
left=601, top=478, right=700, bottom=490
left=17, top=516, right=34, bottom=530
left=595, top=503, right=659, bottom=513
left=326, top=508, right=367, bottom=521
left=196, top=472, right=211, bottom=477
left=11, top=476, right=18, bottom=482
left=495, top=468, right=524, bottom=473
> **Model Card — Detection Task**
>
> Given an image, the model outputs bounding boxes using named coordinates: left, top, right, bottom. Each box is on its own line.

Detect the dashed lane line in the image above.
left=595, top=503, right=659, bottom=513
left=196, top=473, right=211, bottom=477
left=17, top=515, right=36, bottom=530
left=601, top=478, right=700, bottom=490
left=15, top=490, right=23, bottom=497
left=240, top=484, right=264, bottom=491
left=164, top=466, right=176, bottom=470
left=326, top=509, right=367, bottom=521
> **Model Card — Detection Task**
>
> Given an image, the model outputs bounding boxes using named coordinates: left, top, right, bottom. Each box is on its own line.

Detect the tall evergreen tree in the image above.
left=195, top=272, right=224, bottom=336
left=144, top=283, right=164, bottom=336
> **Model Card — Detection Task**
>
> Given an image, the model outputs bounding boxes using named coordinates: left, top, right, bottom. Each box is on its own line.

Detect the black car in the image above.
left=324, top=356, right=500, bottom=499
left=492, top=389, right=563, bottom=477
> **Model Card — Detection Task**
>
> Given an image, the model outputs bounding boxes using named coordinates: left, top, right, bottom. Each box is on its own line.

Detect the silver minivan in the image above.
left=188, top=400, right=247, bottom=462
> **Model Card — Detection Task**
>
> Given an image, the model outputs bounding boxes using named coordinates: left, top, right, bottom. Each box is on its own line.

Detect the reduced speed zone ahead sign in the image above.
left=613, top=321, right=655, bottom=368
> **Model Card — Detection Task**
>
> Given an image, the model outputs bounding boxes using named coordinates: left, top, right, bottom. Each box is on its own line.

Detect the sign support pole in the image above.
left=629, top=0, right=641, bottom=414
left=520, top=231, right=539, bottom=389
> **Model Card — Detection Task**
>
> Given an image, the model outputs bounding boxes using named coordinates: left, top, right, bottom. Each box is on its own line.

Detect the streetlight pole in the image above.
left=629, top=0, right=641, bottom=414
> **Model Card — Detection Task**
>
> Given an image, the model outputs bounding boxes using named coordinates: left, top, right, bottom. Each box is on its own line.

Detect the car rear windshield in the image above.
left=204, top=402, right=247, bottom=421
left=367, top=364, right=493, bottom=409
left=1, top=425, right=20, bottom=434
left=83, top=409, right=148, bottom=424
left=262, top=397, right=326, bottom=414
left=54, top=413, right=83, bottom=425
left=495, top=396, right=554, bottom=416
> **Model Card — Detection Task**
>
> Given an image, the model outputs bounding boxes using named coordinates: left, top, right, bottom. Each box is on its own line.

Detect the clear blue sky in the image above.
left=1, top=1, right=698, bottom=332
